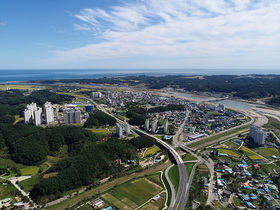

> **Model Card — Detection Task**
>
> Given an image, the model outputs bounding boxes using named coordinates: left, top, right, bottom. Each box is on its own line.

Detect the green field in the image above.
left=0, top=84, right=39, bottom=90
left=20, top=166, right=39, bottom=176
left=144, top=145, right=161, bottom=157
left=224, top=141, right=240, bottom=150
left=79, top=204, right=94, bottom=210
left=263, top=117, right=280, bottom=130
left=261, top=163, right=279, bottom=173
left=218, top=149, right=240, bottom=157
left=168, top=165, right=179, bottom=195
left=255, top=147, right=280, bottom=159
left=18, top=174, right=40, bottom=192
left=0, top=179, right=18, bottom=200
left=241, top=147, right=262, bottom=160
left=181, top=153, right=198, bottom=161
left=185, top=162, right=196, bottom=177
left=91, top=129, right=111, bottom=135
left=196, top=164, right=210, bottom=177
left=101, top=175, right=163, bottom=209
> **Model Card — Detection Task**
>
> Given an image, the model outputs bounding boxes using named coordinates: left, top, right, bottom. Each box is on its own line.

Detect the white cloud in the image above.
left=42, top=0, right=280, bottom=69
left=0, top=21, right=7, bottom=26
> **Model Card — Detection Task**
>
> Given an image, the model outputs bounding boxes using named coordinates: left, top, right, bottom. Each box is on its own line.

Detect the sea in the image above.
left=0, top=69, right=279, bottom=83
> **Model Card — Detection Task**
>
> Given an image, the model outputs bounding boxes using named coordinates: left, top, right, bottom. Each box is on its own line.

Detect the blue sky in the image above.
left=0, top=0, right=279, bottom=70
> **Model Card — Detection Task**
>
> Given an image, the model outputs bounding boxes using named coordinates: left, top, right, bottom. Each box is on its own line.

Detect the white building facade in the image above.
left=249, top=125, right=265, bottom=146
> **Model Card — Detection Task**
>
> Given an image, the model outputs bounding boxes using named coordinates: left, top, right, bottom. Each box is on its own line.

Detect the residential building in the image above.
left=44, top=101, right=54, bottom=124
left=34, top=107, right=42, bottom=126
left=163, top=118, right=168, bottom=133
left=91, top=92, right=102, bottom=98
left=151, top=119, right=157, bottom=133
left=249, top=125, right=265, bottom=147
left=116, top=123, right=123, bottom=137
left=145, top=119, right=149, bottom=130
left=124, top=122, right=130, bottom=135
left=63, top=108, right=81, bottom=124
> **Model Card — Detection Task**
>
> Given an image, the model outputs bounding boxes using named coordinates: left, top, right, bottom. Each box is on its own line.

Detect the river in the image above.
left=169, top=92, right=263, bottom=110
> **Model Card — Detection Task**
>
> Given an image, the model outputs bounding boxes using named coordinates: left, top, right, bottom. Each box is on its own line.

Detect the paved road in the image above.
left=92, top=100, right=189, bottom=210
left=165, top=164, right=176, bottom=208
left=173, top=111, right=189, bottom=147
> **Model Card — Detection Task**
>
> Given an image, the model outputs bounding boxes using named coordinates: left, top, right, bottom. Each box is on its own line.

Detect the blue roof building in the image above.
left=250, top=193, right=257, bottom=200
left=246, top=201, right=254, bottom=208
left=264, top=187, right=271, bottom=193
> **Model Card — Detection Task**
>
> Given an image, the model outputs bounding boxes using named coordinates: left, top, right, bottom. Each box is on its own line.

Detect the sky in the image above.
left=0, top=0, right=279, bottom=70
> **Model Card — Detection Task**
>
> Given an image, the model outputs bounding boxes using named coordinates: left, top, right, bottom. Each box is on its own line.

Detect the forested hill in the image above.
left=0, top=89, right=73, bottom=124
left=31, top=75, right=280, bottom=105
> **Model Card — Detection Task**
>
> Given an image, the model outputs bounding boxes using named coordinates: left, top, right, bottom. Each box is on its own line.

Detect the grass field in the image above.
left=168, top=165, right=179, bottom=195
left=261, top=163, right=279, bottom=173
left=144, top=145, right=161, bottom=157
left=185, top=162, right=196, bottom=177
left=263, top=116, right=280, bottom=130
left=241, top=146, right=262, bottom=160
left=0, top=179, right=18, bottom=200
left=218, top=149, right=240, bottom=157
left=79, top=204, right=94, bottom=210
left=255, top=147, right=280, bottom=159
left=20, top=166, right=39, bottom=176
left=181, top=153, right=198, bottom=161
left=0, top=84, right=39, bottom=90
left=224, top=141, right=240, bottom=150
left=91, top=129, right=111, bottom=135
left=18, top=174, right=40, bottom=192
left=101, top=175, right=163, bottom=209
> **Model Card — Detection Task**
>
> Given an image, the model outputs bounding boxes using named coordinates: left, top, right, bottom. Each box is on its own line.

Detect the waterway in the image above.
left=170, top=92, right=263, bottom=110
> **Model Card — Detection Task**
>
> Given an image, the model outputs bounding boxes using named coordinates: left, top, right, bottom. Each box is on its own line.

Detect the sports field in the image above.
left=101, top=175, right=163, bottom=209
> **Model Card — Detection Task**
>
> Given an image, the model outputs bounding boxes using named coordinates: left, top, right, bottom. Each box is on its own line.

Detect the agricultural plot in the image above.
left=224, top=141, right=240, bottom=150
left=20, top=166, right=39, bottom=176
left=261, top=163, right=279, bottom=173
left=91, top=129, right=111, bottom=135
left=144, top=145, right=161, bottom=157
left=101, top=176, right=163, bottom=209
left=241, top=147, right=262, bottom=160
left=255, top=147, right=280, bottom=159
left=0, top=179, right=18, bottom=200
left=218, top=149, right=240, bottom=157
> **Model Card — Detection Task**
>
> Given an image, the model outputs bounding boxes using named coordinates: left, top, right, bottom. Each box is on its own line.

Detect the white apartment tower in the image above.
left=24, top=103, right=39, bottom=125
left=249, top=125, right=266, bottom=147
left=34, top=107, right=42, bottom=126
left=151, top=119, right=157, bottom=133
left=125, top=122, right=130, bottom=135
left=44, top=101, right=54, bottom=124
left=145, top=119, right=149, bottom=130
left=163, top=119, right=168, bottom=133
left=91, top=92, right=102, bottom=98
left=116, top=123, right=123, bottom=137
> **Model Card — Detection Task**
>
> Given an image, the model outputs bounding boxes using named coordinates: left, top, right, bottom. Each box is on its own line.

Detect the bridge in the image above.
left=91, top=100, right=189, bottom=210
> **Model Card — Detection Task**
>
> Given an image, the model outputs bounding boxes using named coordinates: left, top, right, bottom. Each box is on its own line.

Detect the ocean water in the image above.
left=0, top=69, right=279, bottom=83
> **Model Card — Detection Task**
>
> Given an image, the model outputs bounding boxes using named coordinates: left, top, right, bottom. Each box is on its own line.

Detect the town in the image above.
left=1, top=84, right=280, bottom=210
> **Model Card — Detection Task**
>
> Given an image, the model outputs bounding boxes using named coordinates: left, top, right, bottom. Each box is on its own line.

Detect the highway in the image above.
left=91, top=100, right=189, bottom=210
